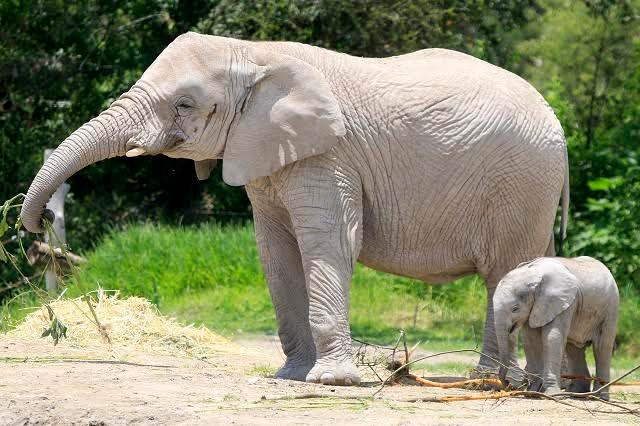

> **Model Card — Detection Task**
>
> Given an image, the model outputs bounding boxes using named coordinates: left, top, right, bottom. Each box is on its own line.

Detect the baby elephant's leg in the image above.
left=541, top=311, right=572, bottom=394
left=593, top=315, right=617, bottom=401
left=522, top=326, right=543, bottom=391
left=565, top=343, right=591, bottom=393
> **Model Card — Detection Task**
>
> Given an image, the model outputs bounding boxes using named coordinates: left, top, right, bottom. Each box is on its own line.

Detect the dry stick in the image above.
left=552, top=363, right=640, bottom=399
left=374, top=347, right=640, bottom=414
left=412, top=375, right=502, bottom=389
left=560, top=374, right=640, bottom=387
left=404, top=390, right=638, bottom=415
left=373, top=348, right=499, bottom=396
left=260, top=393, right=371, bottom=402
left=82, top=294, right=112, bottom=344
left=351, top=338, right=398, bottom=351
left=368, top=364, right=384, bottom=382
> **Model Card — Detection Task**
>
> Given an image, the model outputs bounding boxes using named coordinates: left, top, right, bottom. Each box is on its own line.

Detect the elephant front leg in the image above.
left=248, top=184, right=316, bottom=381
left=303, top=259, right=360, bottom=385
left=275, top=162, right=363, bottom=386
left=540, top=313, right=571, bottom=394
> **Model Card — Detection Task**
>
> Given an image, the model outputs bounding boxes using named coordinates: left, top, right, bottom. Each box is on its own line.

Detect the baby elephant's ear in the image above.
left=529, top=263, right=579, bottom=328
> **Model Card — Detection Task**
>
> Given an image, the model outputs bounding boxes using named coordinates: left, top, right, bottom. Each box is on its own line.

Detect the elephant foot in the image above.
left=305, top=358, right=360, bottom=386
left=542, top=385, right=561, bottom=395
left=275, top=360, right=315, bottom=382
left=567, top=379, right=591, bottom=394
left=593, top=384, right=610, bottom=401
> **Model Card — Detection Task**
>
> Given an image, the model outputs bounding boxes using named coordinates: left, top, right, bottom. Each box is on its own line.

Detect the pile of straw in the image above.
left=9, top=290, right=235, bottom=358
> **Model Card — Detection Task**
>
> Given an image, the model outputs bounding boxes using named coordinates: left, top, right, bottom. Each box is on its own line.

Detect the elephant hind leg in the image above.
left=593, top=315, right=617, bottom=400
left=565, top=343, right=591, bottom=393
left=474, top=242, right=553, bottom=374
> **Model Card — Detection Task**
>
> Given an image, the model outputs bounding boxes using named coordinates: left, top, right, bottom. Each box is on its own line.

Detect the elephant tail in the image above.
left=558, top=147, right=570, bottom=256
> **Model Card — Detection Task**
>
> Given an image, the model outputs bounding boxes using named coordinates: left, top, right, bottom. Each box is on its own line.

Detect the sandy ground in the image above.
left=1, top=335, right=639, bottom=425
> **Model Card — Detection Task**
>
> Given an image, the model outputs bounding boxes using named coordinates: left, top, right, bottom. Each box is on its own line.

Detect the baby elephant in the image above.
left=493, top=256, right=618, bottom=399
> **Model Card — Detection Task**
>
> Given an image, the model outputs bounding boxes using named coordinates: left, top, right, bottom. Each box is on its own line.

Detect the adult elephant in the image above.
left=21, top=32, right=569, bottom=386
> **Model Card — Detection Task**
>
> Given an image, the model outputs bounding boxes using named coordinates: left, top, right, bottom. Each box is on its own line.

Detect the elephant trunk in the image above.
left=495, top=313, right=514, bottom=385
left=21, top=92, right=141, bottom=233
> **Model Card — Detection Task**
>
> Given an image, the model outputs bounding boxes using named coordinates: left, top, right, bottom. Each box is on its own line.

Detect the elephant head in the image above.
left=20, top=32, right=346, bottom=233
left=493, top=259, right=579, bottom=385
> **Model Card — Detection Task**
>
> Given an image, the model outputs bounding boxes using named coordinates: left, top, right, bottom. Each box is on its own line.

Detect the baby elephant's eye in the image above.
left=511, top=305, right=520, bottom=313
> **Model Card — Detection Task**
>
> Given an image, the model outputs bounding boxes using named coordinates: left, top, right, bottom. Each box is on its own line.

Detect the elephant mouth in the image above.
left=125, top=129, right=188, bottom=157
left=509, top=323, right=517, bottom=334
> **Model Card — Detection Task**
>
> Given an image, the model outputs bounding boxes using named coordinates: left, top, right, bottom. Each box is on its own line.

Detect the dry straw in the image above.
left=9, top=289, right=236, bottom=358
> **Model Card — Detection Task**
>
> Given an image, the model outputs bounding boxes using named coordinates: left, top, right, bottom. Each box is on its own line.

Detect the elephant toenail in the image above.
left=306, top=373, right=318, bottom=383
left=344, top=377, right=352, bottom=386
left=320, top=373, right=335, bottom=385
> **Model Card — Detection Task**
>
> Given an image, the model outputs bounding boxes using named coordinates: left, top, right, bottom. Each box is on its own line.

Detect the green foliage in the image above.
left=40, top=304, right=68, bottom=346
left=517, top=0, right=640, bottom=286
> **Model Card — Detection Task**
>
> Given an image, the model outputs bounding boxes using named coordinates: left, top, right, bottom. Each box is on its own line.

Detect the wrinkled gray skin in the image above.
left=494, top=257, right=618, bottom=400
left=21, top=33, right=569, bottom=386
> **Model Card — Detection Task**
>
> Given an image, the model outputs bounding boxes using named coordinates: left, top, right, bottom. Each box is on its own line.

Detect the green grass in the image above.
left=64, top=222, right=487, bottom=346
left=3, top=222, right=639, bottom=378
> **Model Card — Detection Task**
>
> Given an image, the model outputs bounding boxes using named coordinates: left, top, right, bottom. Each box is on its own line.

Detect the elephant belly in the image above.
left=356, top=202, right=479, bottom=284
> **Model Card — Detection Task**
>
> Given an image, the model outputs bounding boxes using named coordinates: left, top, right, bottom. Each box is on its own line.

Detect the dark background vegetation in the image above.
left=1, top=0, right=639, bottom=294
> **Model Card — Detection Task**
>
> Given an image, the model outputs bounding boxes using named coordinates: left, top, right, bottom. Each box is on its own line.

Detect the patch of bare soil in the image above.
left=2, top=337, right=640, bottom=425
left=1, top=297, right=638, bottom=425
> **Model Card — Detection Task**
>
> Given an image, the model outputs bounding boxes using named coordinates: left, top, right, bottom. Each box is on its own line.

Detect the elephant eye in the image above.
left=175, top=97, right=195, bottom=114
left=511, top=305, right=520, bottom=313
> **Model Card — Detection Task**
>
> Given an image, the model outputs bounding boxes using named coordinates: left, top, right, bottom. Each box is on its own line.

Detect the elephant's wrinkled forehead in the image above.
left=139, top=36, right=231, bottom=97
left=501, top=266, right=537, bottom=285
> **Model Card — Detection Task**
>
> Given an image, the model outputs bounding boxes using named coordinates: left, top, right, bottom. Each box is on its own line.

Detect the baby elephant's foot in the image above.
left=594, top=385, right=610, bottom=401
left=567, top=379, right=591, bottom=394
left=306, top=358, right=360, bottom=386
left=275, top=360, right=315, bottom=382
left=542, top=385, right=561, bottom=395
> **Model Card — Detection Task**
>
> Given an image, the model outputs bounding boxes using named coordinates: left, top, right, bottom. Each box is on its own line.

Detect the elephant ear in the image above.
left=194, top=159, right=217, bottom=181
left=222, top=49, right=346, bottom=186
left=529, top=262, right=579, bottom=328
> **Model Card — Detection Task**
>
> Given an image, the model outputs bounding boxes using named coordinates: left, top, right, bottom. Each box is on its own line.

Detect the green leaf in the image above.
left=588, top=177, right=624, bottom=191
left=0, top=218, right=8, bottom=237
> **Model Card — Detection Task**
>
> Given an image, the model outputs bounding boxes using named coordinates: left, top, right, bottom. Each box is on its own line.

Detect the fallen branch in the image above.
left=373, top=348, right=503, bottom=396
left=404, top=390, right=639, bottom=415
left=560, top=373, right=640, bottom=386
left=26, top=240, right=86, bottom=268
left=412, top=374, right=502, bottom=390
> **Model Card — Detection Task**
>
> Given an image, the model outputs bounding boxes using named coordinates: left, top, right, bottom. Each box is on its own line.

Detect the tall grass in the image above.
left=66, top=223, right=486, bottom=347
left=11, top=222, right=638, bottom=362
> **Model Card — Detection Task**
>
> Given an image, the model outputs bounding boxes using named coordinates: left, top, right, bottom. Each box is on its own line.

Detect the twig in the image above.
left=373, top=348, right=499, bottom=396
left=553, top=363, right=640, bottom=399
left=260, top=393, right=371, bottom=401
left=412, top=375, right=502, bottom=389
left=403, top=390, right=638, bottom=415
left=351, top=338, right=397, bottom=351
left=82, top=294, right=112, bottom=344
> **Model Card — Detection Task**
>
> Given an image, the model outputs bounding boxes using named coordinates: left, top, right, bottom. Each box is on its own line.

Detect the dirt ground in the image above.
left=1, top=335, right=639, bottom=425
